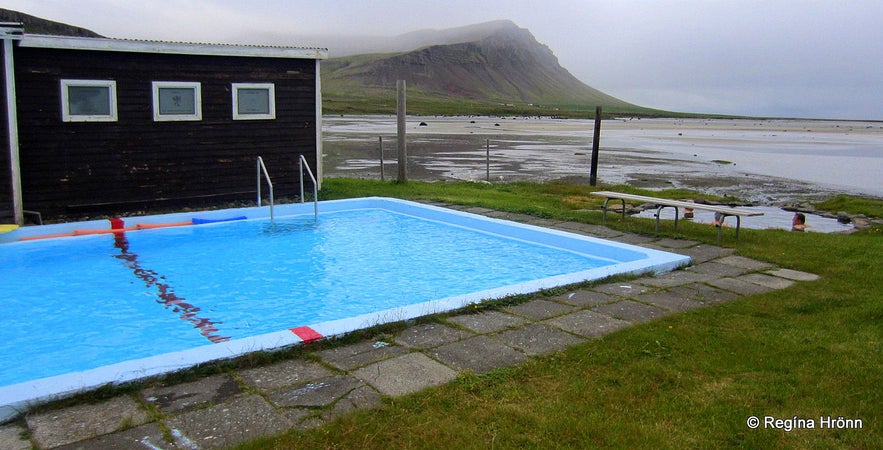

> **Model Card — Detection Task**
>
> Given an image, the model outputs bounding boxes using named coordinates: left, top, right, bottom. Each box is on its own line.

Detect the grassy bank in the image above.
left=323, top=92, right=714, bottom=119
left=242, top=179, right=881, bottom=449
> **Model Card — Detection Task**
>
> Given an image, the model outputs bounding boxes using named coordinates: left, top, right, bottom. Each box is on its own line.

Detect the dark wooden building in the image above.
left=1, top=24, right=327, bottom=224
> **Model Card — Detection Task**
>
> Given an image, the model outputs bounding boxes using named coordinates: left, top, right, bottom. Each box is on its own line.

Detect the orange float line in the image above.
left=136, top=221, right=194, bottom=229
left=19, top=232, right=77, bottom=241
left=73, top=227, right=139, bottom=235
left=19, top=217, right=213, bottom=241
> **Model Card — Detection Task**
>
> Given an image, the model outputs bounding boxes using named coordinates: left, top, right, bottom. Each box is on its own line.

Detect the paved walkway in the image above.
left=0, top=206, right=819, bottom=449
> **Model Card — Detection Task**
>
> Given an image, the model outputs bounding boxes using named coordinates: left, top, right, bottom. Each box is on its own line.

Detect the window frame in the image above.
left=152, top=81, right=203, bottom=122
left=60, top=79, right=118, bottom=122
left=232, top=83, right=276, bottom=120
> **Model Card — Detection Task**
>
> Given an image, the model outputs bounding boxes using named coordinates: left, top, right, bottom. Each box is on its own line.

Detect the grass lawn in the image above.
left=239, top=179, right=881, bottom=449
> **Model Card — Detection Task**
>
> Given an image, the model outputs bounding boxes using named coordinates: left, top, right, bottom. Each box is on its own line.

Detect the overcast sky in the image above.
left=6, top=0, right=882, bottom=120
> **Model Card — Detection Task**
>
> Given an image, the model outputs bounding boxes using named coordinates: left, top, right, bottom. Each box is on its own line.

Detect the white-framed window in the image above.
left=232, top=83, right=276, bottom=120
left=152, top=81, right=202, bottom=121
left=60, top=79, right=118, bottom=122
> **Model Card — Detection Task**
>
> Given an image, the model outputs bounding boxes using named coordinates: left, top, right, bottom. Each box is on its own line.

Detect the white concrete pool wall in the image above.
left=0, top=197, right=690, bottom=422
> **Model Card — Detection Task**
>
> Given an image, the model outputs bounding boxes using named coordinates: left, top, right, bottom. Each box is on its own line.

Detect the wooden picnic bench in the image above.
left=591, top=191, right=763, bottom=240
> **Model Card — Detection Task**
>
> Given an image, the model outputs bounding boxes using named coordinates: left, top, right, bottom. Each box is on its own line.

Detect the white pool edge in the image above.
left=0, top=197, right=690, bottom=422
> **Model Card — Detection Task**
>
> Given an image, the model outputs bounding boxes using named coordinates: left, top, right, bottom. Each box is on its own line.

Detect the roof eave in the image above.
left=17, top=34, right=328, bottom=60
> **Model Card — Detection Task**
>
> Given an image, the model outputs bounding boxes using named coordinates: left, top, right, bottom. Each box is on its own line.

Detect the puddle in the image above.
left=633, top=206, right=853, bottom=233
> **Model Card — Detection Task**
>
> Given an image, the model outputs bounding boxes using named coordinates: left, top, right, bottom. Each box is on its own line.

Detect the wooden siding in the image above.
left=13, top=46, right=317, bottom=218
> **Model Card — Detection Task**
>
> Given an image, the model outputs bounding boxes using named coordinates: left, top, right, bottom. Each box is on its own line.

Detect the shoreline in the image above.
left=323, top=116, right=883, bottom=202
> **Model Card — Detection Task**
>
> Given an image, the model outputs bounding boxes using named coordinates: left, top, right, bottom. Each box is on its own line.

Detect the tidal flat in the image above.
left=322, top=116, right=883, bottom=203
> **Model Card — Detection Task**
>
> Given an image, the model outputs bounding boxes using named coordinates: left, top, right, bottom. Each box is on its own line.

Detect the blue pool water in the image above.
left=2, top=208, right=618, bottom=385
left=0, top=198, right=689, bottom=418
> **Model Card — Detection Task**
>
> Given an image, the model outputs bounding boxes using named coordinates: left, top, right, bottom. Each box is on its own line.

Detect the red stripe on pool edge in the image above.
left=290, top=326, right=323, bottom=343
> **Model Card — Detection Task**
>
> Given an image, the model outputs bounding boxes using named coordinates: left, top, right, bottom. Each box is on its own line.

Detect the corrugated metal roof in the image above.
left=17, top=33, right=328, bottom=60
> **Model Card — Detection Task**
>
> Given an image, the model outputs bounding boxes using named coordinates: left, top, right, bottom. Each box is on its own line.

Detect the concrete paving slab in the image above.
left=352, top=353, right=458, bottom=397
left=686, top=261, right=750, bottom=278
left=0, top=424, right=30, bottom=450
left=394, top=322, right=472, bottom=349
left=315, top=339, right=410, bottom=371
left=766, top=268, right=820, bottom=281
left=321, top=385, right=384, bottom=423
left=544, top=310, right=632, bottom=338
left=165, top=395, right=291, bottom=450
left=568, top=223, right=626, bottom=238
left=632, top=289, right=710, bottom=312
left=430, top=335, right=529, bottom=374
left=553, top=222, right=624, bottom=238
left=281, top=407, right=313, bottom=430
left=553, top=289, right=620, bottom=308
left=488, top=212, right=540, bottom=223
left=446, top=310, right=529, bottom=334
left=142, top=373, right=241, bottom=415
left=592, top=300, right=668, bottom=323
left=651, top=238, right=700, bottom=248
left=507, top=299, right=577, bottom=320
left=605, top=231, right=653, bottom=243
left=237, top=359, right=334, bottom=391
left=493, top=323, right=585, bottom=356
left=671, top=244, right=735, bottom=264
left=266, top=375, right=364, bottom=408
left=592, top=282, right=651, bottom=298
left=55, top=422, right=168, bottom=450
left=27, top=396, right=150, bottom=449
left=741, top=273, right=796, bottom=290
left=715, top=255, right=776, bottom=271
left=463, top=207, right=496, bottom=215
left=635, top=269, right=717, bottom=288
left=708, top=277, right=775, bottom=296
left=552, top=221, right=593, bottom=232
left=666, top=283, right=741, bottom=305
left=521, top=218, right=564, bottom=228
left=481, top=210, right=524, bottom=220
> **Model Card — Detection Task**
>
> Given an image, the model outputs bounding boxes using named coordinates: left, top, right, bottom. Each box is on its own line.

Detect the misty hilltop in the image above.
left=1, top=10, right=653, bottom=116
left=0, top=8, right=102, bottom=37
left=321, top=20, right=644, bottom=115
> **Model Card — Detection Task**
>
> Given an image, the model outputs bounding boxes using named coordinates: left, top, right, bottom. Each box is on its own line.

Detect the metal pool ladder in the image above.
left=298, top=154, right=319, bottom=222
left=256, top=156, right=274, bottom=221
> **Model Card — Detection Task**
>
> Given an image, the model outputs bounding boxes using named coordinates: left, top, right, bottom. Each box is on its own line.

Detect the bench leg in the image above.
left=716, top=214, right=742, bottom=241
left=601, top=198, right=626, bottom=223
left=717, top=214, right=742, bottom=242
left=654, top=205, right=679, bottom=231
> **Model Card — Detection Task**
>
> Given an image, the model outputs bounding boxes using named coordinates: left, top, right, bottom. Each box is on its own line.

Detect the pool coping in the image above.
left=0, top=198, right=690, bottom=422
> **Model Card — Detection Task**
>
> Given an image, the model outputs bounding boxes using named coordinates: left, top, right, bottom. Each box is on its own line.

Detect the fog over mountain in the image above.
left=317, top=20, right=639, bottom=109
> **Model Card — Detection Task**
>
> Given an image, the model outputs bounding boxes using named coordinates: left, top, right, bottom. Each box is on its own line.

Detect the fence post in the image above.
left=379, top=136, right=385, bottom=181
left=396, top=80, right=407, bottom=182
left=486, top=139, right=490, bottom=182
left=590, top=106, right=602, bottom=186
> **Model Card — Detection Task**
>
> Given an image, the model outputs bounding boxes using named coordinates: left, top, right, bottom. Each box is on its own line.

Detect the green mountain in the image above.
left=322, top=21, right=649, bottom=116
left=0, top=10, right=653, bottom=117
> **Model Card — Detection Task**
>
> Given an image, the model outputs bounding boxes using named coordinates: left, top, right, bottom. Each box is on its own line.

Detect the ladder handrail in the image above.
left=298, top=154, right=318, bottom=221
left=256, top=156, right=274, bottom=221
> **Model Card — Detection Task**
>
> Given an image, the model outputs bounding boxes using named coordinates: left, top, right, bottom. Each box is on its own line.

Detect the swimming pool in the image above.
left=0, top=197, right=689, bottom=420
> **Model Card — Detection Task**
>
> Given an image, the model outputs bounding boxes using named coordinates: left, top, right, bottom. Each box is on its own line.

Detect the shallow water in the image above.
left=633, top=206, right=853, bottom=233
left=322, top=116, right=883, bottom=202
